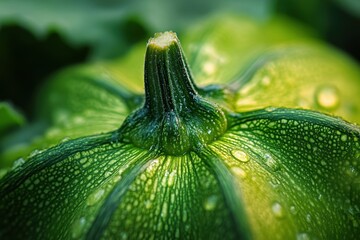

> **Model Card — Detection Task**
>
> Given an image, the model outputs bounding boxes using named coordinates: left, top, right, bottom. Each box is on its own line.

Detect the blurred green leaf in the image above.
left=275, top=0, right=360, bottom=62
left=0, top=0, right=135, bottom=59
left=0, top=0, right=274, bottom=59
left=0, top=25, right=90, bottom=117
left=0, top=102, right=25, bottom=135
left=134, top=0, right=273, bottom=31
left=334, top=0, right=360, bottom=17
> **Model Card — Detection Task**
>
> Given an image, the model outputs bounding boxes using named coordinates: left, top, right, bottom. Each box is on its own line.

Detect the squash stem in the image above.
left=144, top=32, right=198, bottom=115
left=118, top=32, right=227, bottom=155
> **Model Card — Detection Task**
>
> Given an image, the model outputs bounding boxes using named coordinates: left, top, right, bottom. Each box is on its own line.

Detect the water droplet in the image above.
left=55, top=108, right=70, bottom=120
left=265, top=107, right=276, bottom=112
left=231, top=150, right=249, bottom=163
left=156, top=221, right=163, bottom=231
left=167, top=171, right=176, bottom=186
left=269, top=178, right=280, bottom=189
left=297, top=232, right=310, bottom=240
left=144, top=200, right=152, bottom=209
left=104, top=171, right=112, bottom=178
left=317, top=194, right=323, bottom=201
left=281, top=119, right=288, bottom=124
left=29, top=149, right=40, bottom=157
left=264, top=153, right=280, bottom=171
left=315, top=85, right=340, bottom=110
left=271, top=202, right=284, bottom=218
left=46, top=127, right=61, bottom=138
left=297, top=98, right=310, bottom=108
left=161, top=171, right=170, bottom=187
left=12, top=158, right=25, bottom=170
left=204, top=195, right=218, bottom=211
left=261, top=76, right=271, bottom=86
left=240, top=123, right=248, bottom=129
left=345, top=166, right=358, bottom=178
left=175, top=228, right=180, bottom=238
left=86, top=188, right=105, bottom=206
left=182, top=210, right=188, bottom=222
left=161, top=202, right=168, bottom=218
left=72, top=217, right=86, bottom=239
left=267, top=122, right=276, bottom=128
left=341, top=134, right=348, bottom=142
left=147, top=159, right=159, bottom=172
left=73, top=116, right=85, bottom=124
left=120, top=232, right=128, bottom=240
left=231, top=167, right=247, bottom=179
left=290, top=206, right=297, bottom=215
left=203, top=61, right=217, bottom=75
left=306, top=214, right=312, bottom=223
left=60, top=137, right=70, bottom=143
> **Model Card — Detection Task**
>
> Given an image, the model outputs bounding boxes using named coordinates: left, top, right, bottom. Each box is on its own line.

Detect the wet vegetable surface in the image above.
left=0, top=17, right=360, bottom=239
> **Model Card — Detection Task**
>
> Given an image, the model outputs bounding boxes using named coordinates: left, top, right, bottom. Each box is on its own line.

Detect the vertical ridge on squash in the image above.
left=198, top=148, right=253, bottom=240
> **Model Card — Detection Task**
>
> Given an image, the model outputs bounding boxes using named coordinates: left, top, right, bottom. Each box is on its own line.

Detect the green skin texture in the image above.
left=0, top=18, right=360, bottom=239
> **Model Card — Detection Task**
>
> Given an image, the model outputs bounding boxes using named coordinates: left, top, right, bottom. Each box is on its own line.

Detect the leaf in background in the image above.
left=0, top=25, right=91, bottom=117
left=0, top=0, right=147, bottom=59
left=275, top=0, right=360, bottom=62
left=0, top=0, right=274, bottom=59
left=134, top=0, right=273, bottom=31
left=0, top=102, right=25, bottom=134
left=334, top=0, right=360, bottom=17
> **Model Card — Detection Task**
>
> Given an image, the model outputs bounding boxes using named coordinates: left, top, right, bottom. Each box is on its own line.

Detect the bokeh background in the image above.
left=0, top=0, right=359, bottom=119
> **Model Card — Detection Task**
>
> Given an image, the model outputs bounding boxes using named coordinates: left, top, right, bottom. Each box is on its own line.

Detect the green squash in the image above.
left=0, top=16, right=360, bottom=239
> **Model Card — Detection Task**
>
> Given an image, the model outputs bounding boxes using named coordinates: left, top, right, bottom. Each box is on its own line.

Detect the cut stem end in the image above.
left=148, top=32, right=178, bottom=49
